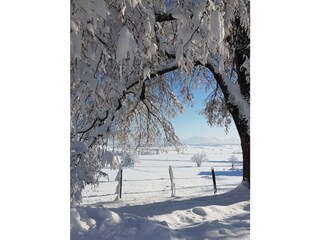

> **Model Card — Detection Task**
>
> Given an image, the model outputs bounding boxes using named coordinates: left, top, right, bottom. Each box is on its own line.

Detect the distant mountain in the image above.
left=220, top=137, right=241, bottom=145
left=181, top=136, right=240, bottom=145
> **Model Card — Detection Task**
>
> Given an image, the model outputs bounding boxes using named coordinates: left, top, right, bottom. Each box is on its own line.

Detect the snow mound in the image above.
left=191, top=207, right=208, bottom=216
left=71, top=206, right=173, bottom=240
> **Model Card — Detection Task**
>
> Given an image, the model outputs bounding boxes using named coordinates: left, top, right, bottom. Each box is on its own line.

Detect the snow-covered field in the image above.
left=72, top=145, right=250, bottom=239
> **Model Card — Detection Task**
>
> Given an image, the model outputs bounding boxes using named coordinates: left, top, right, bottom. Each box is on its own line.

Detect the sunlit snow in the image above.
left=71, top=145, right=249, bottom=240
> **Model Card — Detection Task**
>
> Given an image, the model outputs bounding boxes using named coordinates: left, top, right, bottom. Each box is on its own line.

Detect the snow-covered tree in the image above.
left=191, top=152, right=208, bottom=167
left=228, top=155, right=238, bottom=163
left=122, top=152, right=137, bottom=167
left=228, top=155, right=238, bottom=169
left=71, top=0, right=250, bottom=204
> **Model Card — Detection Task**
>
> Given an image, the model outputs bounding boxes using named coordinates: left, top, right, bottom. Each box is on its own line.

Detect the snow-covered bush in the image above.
left=121, top=152, right=137, bottom=168
left=228, top=155, right=238, bottom=163
left=101, top=151, right=120, bottom=170
left=228, top=155, right=238, bottom=170
left=70, top=145, right=121, bottom=206
left=191, top=152, right=208, bottom=167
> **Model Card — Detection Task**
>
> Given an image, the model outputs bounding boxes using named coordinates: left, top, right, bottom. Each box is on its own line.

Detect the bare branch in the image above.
left=150, top=61, right=179, bottom=78
left=155, top=12, right=176, bottom=22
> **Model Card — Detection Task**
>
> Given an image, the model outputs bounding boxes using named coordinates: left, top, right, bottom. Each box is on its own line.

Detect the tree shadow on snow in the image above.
left=107, top=183, right=249, bottom=218
left=174, top=211, right=250, bottom=240
left=198, top=169, right=243, bottom=177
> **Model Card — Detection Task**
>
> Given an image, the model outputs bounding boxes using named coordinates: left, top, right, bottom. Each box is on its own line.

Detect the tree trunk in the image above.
left=233, top=20, right=250, bottom=184
left=241, top=131, right=250, bottom=184
left=234, top=45, right=250, bottom=184
left=233, top=113, right=250, bottom=184
left=224, top=98, right=250, bottom=184
left=206, top=63, right=250, bottom=184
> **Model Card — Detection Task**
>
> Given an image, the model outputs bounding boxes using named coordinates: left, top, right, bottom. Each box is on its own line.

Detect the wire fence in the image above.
left=81, top=162, right=243, bottom=204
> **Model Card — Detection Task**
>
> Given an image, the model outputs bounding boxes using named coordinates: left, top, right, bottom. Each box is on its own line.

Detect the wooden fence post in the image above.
left=211, top=167, right=217, bottom=194
left=169, top=165, right=176, bottom=197
left=119, top=168, right=123, bottom=199
left=115, top=167, right=123, bottom=200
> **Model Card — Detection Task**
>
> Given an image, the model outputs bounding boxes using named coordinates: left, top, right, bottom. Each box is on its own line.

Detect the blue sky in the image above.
left=170, top=86, right=239, bottom=140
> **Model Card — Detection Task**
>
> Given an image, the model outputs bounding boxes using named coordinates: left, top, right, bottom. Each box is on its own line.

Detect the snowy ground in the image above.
left=71, top=145, right=250, bottom=239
